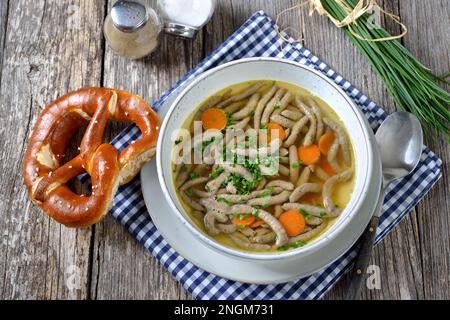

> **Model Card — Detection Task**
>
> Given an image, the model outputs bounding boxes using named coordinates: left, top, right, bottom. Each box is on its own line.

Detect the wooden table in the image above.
left=0, top=0, right=448, bottom=300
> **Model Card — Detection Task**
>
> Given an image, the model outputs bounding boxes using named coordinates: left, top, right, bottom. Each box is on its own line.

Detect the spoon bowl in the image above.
left=376, top=111, right=423, bottom=184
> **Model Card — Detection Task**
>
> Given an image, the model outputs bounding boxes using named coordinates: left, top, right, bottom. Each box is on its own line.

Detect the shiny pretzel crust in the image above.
left=23, top=88, right=161, bottom=227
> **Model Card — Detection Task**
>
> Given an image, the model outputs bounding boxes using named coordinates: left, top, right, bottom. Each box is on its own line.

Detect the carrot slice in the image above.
left=232, top=215, right=256, bottom=228
left=279, top=210, right=306, bottom=237
left=250, top=219, right=265, bottom=228
left=201, top=108, right=227, bottom=130
left=318, top=132, right=335, bottom=155
left=320, top=159, right=336, bottom=176
left=267, top=122, right=286, bottom=142
left=297, top=144, right=321, bottom=165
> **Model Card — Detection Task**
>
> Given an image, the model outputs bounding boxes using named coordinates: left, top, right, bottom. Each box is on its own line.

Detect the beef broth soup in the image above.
left=172, top=80, right=355, bottom=252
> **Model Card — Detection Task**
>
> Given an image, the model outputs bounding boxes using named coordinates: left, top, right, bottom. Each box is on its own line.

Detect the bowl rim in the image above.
left=156, top=57, right=377, bottom=261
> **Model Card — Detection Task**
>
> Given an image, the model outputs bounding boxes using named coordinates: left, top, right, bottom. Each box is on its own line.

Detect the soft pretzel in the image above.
left=23, top=88, right=161, bottom=227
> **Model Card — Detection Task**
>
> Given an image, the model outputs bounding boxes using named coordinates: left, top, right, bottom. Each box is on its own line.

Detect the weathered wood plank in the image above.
left=399, top=0, right=450, bottom=300
left=0, top=0, right=9, bottom=88
left=0, top=0, right=105, bottom=299
left=206, top=0, right=304, bottom=53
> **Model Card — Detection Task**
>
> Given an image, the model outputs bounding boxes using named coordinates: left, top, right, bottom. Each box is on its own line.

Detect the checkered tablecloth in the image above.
left=102, top=11, right=442, bottom=299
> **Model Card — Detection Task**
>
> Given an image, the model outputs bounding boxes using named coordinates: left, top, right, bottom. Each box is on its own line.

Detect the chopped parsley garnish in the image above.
left=252, top=209, right=260, bottom=218
left=201, top=137, right=216, bottom=153
left=225, top=112, right=234, bottom=127
left=273, top=101, right=282, bottom=110
left=299, top=208, right=308, bottom=216
left=247, top=110, right=255, bottom=117
left=261, top=157, right=270, bottom=166
left=320, top=212, right=327, bottom=218
left=291, top=162, right=301, bottom=169
left=277, top=241, right=306, bottom=251
left=257, top=186, right=273, bottom=198
left=239, top=214, right=252, bottom=220
left=189, top=171, right=200, bottom=180
left=217, top=197, right=235, bottom=206
left=221, top=174, right=252, bottom=195
left=221, top=160, right=262, bottom=195
left=248, top=135, right=257, bottom=145
left=294, top=240, right=306, bottom=247
left=208, top=166, right=224, bottom=179
left=221, top=147, right=234, bottom=163
left=305, top=214, right=314, bottom=221
left=185, top=187, right=193, bottom=198
left=244, top=161, right=263, bottom=189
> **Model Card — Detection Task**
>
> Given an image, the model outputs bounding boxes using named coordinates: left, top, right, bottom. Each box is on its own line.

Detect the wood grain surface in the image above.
left=0, top=0, right=448, bottom=300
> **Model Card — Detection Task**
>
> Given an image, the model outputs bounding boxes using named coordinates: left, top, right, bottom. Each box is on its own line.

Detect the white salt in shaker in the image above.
left=104, top=0, right=162, bottom=59
left=157, top=0, right=216, bottom=39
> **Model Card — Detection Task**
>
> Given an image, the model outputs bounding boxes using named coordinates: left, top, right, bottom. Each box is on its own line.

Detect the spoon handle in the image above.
left=344, top=215, right=380, bottom=300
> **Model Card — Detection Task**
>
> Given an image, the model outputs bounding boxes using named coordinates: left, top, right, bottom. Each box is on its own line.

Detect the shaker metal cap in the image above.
left=111, top=0, right=148, bottom=32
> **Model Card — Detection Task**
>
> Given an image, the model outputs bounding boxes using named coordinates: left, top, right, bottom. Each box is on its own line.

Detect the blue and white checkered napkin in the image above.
left=106, top=11, right=442, bottom=299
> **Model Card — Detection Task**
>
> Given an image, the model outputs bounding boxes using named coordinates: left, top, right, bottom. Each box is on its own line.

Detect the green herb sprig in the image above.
left=320, top=0, right=450, bottom=141
left=278, top=240, right=306, bottom=251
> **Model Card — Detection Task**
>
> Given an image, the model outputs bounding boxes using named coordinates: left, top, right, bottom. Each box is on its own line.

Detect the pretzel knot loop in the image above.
left=23, top=88, right=161, bottom=227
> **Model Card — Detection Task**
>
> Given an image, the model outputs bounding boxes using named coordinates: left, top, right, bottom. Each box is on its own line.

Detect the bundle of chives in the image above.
left=320, top=0, right=450, bottom=141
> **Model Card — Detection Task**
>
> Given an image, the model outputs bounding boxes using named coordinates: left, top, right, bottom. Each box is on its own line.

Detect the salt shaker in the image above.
left=104, top=0, right=162, bottom=59
left=157, top=0, right=216, bottom=39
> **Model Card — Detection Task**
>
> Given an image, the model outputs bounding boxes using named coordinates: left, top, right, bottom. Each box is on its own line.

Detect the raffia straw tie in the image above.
left=276, top=0, right=407, bottom=43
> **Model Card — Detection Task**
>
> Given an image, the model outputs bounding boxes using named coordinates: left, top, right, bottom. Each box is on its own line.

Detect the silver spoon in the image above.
left=345, top=111, right=423, bottom=300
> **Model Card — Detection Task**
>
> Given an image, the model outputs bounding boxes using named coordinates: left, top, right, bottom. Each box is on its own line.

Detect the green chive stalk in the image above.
left=320, top=0, right=450, bottom=141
